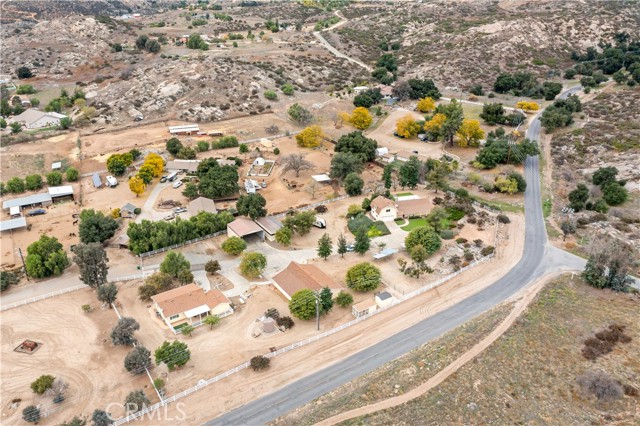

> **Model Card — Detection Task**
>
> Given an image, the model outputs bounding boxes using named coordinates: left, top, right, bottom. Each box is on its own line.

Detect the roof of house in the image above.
left=151, top=284, right=230, bottom=318
left=227, top=217, right=263, bottom=237
left=121, top=203, right=137, bottom=212
left=2, top=193, right=52, bottom=209
left=166, top=159, right=200, bottom=172
left=370, top=196, right=395, bottom=212
left=168, top=124, right=200, bottom=133
left=188, top=197, right=217, bottom=215
left=48, top=186, right=74, bottom=197
left=12, top=109, right=67, bottom=126
left=312, top=174, right=331, bottom=182
left=352, top=298, right=377, bottom=312
left=272, top=261, right=342, bottom=299
left=376, top=291, right=393, bottom=301
left=0, top=216, right=27, bottom=232
left=254, top=216, right=282, bottom=234
left=396, top=198, right=431, bottom=217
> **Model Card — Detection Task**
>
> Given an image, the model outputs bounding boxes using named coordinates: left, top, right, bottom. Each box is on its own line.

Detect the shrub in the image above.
left=497, top=214, right=511, bottom=224
left=31, top=375, right=55, bottom=394
left=455, top=237, right=468, bottom=244
left=335, top=290, right=354, bottom=307
left=221, top=236, right=247, bottom=255
left=577, top=370, right=624, bottom=401
left=404, top=226, right=442, bottom=255
left=264, top=90, right=278, bottom=100
left=66, top=167, right=79, bottom=182
left=240, top=252, right=267, bottom=278
left=250, top=355, right=270, bottom=371
left=439, top=229, right=455, bottom=240
left=205, top=259, right=220, bottom=274
left=22, top=406, right=40, bottom=424
left=346, top=262, right=381, bottom=292
left=211, top=136, right=239, bottom=149
left=582, top=324, right=631, bottom=360
left=276, top=316, right=295, bottom=329
left=265, top=308, right=280, bottom=319
left=481, top=246, right=495, bottom=256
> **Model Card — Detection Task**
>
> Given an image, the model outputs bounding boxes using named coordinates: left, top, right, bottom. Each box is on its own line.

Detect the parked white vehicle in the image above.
left=313, top=217, right=327, bottom=229
left=172, top=180, right=183, bottom=189
left=105, top=176, right=118, bottom=187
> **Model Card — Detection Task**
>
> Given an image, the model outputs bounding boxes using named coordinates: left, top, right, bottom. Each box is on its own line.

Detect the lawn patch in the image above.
left=400, top=218, right=428, bottom=231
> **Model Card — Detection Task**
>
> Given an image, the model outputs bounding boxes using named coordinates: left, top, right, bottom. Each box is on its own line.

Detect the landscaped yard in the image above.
left=398, top=217, right=427, bottom=231
left=395, top=192, right=413, bottom=197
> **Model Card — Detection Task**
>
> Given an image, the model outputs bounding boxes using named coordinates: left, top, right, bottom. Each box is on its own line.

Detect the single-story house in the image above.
left=188, top=197, right=217, bottom=216
left=375, top=291, right=395, bottom=308
left=352, top=298, right=377, bottom=318
left=396, top=198, right=431, bottom=219
left=375, top=147, right=389, bottom=157
left=120, top=203, right=137, bottom=218
left=353, top=86, right=369, bottom=94
left=168, top=124, right=200, bottom=135
left=0, top=216, right=27, bottom=232
left=272, top=261, right=343, bottom=300
left=152, top=284, right=233, bottom=331
left=227, top=217, right=264, bottom=241
left=254, top=216, right=282, bottom=241
left=12, top=109, right=68, bottom=129
left=2, top=192, right=52, bottom=211
left=165, top=159, right=200, bottom=173
left=370, top=197, right=398, bottom=222
left=311, top=174, right=331, bottom=183
left=377, top=84, right=394, bottom=99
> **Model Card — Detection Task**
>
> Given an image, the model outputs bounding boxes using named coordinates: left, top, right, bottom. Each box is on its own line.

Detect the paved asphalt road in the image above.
left=208, top=87, right=589, bottom=426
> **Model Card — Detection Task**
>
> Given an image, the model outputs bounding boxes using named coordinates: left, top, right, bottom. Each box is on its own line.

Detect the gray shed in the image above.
left=92, top=173, right=102, bottom=188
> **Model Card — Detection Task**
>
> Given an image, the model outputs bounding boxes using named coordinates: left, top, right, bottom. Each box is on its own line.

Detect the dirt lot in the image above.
left=333, top=276, right=640, bottom=426
left=0, top=286, right=151, bottom=425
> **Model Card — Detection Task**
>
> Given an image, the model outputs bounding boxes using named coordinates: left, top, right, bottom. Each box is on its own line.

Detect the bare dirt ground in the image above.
left=334, top=276, right=640, bottom=426
left=129, top=213, right=524, bottom=425
left=0, top=286, right=151, bottom=425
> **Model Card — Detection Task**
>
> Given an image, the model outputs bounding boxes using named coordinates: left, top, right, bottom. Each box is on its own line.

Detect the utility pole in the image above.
left=17, top=248, right=29, bottom=280
left=315, top=291, right=320, bottom=331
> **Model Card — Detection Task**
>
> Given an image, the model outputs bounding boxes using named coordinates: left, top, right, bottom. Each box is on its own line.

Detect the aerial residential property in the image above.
left=0, top=1, right=638, bottom=426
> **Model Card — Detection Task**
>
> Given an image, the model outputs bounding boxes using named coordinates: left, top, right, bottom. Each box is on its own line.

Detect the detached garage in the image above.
left=226, top=218, right=264, bottom=241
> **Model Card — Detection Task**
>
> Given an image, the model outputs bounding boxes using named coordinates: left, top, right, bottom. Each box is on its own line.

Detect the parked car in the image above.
left=412, top=150, right=419, bottom=154
left=27, top=209, right=46, bottom=216
left=172, top=180, right=183, bottom=189
left=393, top=131, right=405, bottom=139
left=164, top=214, right=175, bottom=221
left=174, top=207, right=187, bottom=213
left=160, top=176, right=168, bottom=183
left=345, top=244, right=355, bottom=252
left=418, top=134, right=428, bottom=141
left=105, top=175, right=118, bottom=187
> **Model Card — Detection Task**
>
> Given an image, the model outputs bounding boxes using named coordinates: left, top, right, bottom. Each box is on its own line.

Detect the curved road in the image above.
left=208, top=88, right=587, bottom=425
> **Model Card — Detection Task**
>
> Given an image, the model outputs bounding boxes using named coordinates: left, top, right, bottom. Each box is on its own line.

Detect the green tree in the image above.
left=410, top=244, right=428, bottom=263
left=592, top=166, right=618, bottom=186
left=344, top=172, right=364, bottom=196
left=399, top=156, right=421, bottom=189
left=176, top=146, right=196, bottom=160
left=79, top=209, right=119, bottom=243
left=404, top=226, right=442, bottom=255
left=480, top=103, right=506, bottom=125
left=281, top=83, right=295, bottom=95
left=166, top=137, right=183, bottom=155
left=264, top=90, right=278, bottom=100
left=10, top=121, right=22, bottom=133
left=110, top=317, right=140, bottom=346
left=0, top=270, right=19, bottom=292
left=24, top=174, right=43, bottom=191
left=73, top=243, right=109, bottom=288
left=240, top=252, right=267, bottom=278
left=330, top=152, right=364, bottom=180
left=106, top=154, right=129, bottom=176
left=282, top=211, right=316, bottom=235
left=125, top=390, right=150, bottom=413
left=334, top=131, right=378, bottom=162
left=6, top=177, right=25, bottom=193
left=16, top=66, right=33, bottom=79
left=288, top=289, right=317, bottom=320
left=159, top=251, right=191, bottom=278
left=182, top=183, right=199, bottom=200
left=337, top=233, right=348, bottom=258
left=65, top=167, right=79, bottom=182
left=236, top=193, right=267, bottom=219
left=59, top=117, right=72, bottom=129
left=31, top=375, right=55, bottom=394
left=97, top=283, right=118, bottom=307
left=46, top=171, right=63, bottom=186
left=221, top=236, right=247, bottom=255
left=354, top=228, right=370, bottom=255
left=60, top=415, right=87, bottom=426
left=198, top=164, right=239, bottom=198
left=317, top=233, right=332, bottom=260
left=275, top=226, right=293, bottom=246
left=203, top=315, right=220, bottom=329
left=0, top=118, right=6, bottom=129
left=155, top=340, right=191, bottom=371
left=135, top=35, right=149, bottom=49
left=180, top=324, right=195, bottom=337
left=288, top=103, right=314, bottom=125
left=124, top=346, right=152, bottom=374
left=205, top=259, right=220, bottom=275
left=335, top=290, right=353, bottom=307
left=91, top=409, right=112, bottom=426
left=346, top=262, right=381, bottom=291
left=26, top=235, right=69, bottom=278
left=382, top=165, right=393, bottom=190
left=319, top=287, right=333, bottom=313
left=602, top=181, right=628, bottom=206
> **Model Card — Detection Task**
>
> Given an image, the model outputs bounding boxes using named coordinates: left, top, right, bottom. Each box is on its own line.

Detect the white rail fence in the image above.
left=111, top=253, right=494, bottom=425
left=0, top=284, right=88, bottom=311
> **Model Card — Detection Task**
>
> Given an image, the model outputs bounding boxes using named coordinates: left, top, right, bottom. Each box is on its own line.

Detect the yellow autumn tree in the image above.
left=349, top=107, right=373, bottom=130
left=295, top=125, right=324, bottom=148
left=395, top=115, right=421, bottom=138
left=516, top=101, right=540, bottom=113
left=423, top=113, right=447, bottom=139
left=129, top=176, right=146, bottom=197
left=416, top=97, right=436, bottom=113
left=337, top=111, right=351, bottom=126
left=456, top=119, right=485, bottom=147
left=143, top=153, right=165, bottom=177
